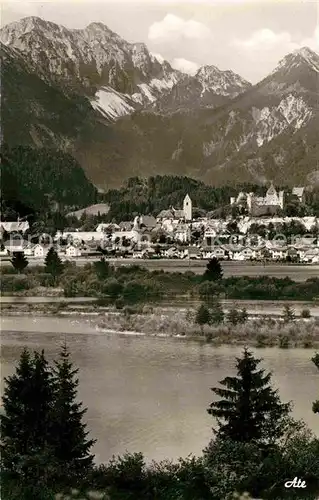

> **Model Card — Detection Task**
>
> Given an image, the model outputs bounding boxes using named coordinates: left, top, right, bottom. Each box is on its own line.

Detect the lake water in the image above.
left=1, top=315, right=318, bottom=465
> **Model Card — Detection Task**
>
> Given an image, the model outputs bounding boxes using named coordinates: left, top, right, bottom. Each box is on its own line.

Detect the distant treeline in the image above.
left=1, top=144, right=97, bottom=221
left=102, top=176, right=319, bottom=222
left=102, top=176, right=268, bottom=221
left=2, top=256, right=319, bottom=303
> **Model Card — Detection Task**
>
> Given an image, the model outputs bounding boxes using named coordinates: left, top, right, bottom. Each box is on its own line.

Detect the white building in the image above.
left=65, top=244, right=82, bottom=257
left=231, top=183, right=284, bottom=215
left=247, top=183, right=284, bottom=213
left=183, top=194, right=192, bottom=221
left=111, top=218, right=141, bottom=244
left=57, top=231, right=105, bottom=244
left=204, top=227, right=218, bottom=246
left=174, top=224, right=191, bottom=243
left=96, top=223, right=120, bottom=233
left=292, top=187, right=305, bottom=203
left=33, top=244, right=51, bottom=258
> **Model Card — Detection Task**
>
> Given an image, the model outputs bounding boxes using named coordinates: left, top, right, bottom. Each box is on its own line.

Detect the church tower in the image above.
left=183, top=194, right=192, bottom=221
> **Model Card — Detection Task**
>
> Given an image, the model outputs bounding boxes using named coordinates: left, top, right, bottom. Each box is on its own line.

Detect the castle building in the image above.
left=183, top=194, right=192, bottom=221
left=248, top=183, right=284, bottom=216
left=231, top=183, right=284, bottom=216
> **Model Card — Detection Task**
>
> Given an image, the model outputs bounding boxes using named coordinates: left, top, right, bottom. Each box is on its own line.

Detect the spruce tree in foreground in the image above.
left=312, top=352, right=319, bottom=414
left=11, top=251, right=28, bottom=273
left=208, top=348, right=291, bottom=446
left=0, top=349, right=55, bottom=498
left=50, top=343, right=96, bottom=484
left=1, top=346, right=95, bottom=497
left=44, top=247, right=64, bottom=282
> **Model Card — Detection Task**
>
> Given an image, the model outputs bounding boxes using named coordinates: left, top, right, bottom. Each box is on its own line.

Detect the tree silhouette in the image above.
left=283, top=305, right=295, bottom=323
left=210, top=300, right=225, bottom=325
left=93, top=257, right=111, bottom=280
left=208, top=348, right=291, bottom=446
left=1, top=349, right=55, bottom=496
left=11, top=252, right=28, bottom=273
left=50, top=344, right=96, bottom=484
left=312, top=353, right=319, bottom=415
left=1, top=346, right=96, bottom=495
left=203, top=257, right=223, bottom=281
left=195, top=304, right=211, bottom=334
left=44, top=247, right=64, bottom=282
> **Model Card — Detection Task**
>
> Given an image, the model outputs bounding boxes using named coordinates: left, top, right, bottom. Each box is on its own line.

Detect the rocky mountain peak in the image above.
left=0, top=16, right=65, bottom=44
left=2, top=16, right=318, bottom=188
left=78, top=21, right=126, bottom=47
left=196, top=64, right=220, bottom=78
left=274, top=46, right=319, bottom=74
left=293, top=46, right=319, bottom=71
left=195, top=63, right=251, bottom=97
left=0, top=16, right=182, bottom=106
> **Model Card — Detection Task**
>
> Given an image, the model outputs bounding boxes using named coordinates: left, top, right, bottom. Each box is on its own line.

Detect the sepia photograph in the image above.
left=0, top=0, right=319, bottom=498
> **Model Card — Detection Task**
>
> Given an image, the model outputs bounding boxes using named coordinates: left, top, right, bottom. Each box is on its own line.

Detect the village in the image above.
left=1, top=184, right=318, bottom=264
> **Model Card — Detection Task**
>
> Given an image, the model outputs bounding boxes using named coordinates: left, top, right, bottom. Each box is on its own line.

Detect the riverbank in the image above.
left=95, top=307, right=319, bottom=348
left=2, top=302, right=319, bottom=348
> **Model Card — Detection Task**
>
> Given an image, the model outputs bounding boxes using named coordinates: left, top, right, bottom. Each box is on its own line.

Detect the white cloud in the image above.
left=233, top=25, right=319, bottom=54
left=233, top=28, right=297, bottom=51
left=171, top=57, right=199, bottom=75
left=148, top=14, right=212, bottom=43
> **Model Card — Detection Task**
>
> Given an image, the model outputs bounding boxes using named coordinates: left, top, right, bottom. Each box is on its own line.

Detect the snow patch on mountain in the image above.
left=132, top=74, right=180, bottom=104
left=0, top=16, right=182, bottom=108
left=90, top=87, right=135, bottom=120
left=252, top=94, right=312, bottom=146
left=136, top=83, right=157, bottom=103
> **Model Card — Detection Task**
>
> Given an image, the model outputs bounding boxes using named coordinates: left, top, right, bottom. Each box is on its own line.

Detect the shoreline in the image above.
left=2, top=303, right=319, bottom=349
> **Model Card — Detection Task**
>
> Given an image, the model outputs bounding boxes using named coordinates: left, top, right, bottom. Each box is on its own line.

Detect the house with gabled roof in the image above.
left=292, top=187, right=305, bottom=203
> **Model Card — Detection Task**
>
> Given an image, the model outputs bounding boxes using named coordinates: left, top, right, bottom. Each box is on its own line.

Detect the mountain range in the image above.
left=1, top=16, right=319, bottom=189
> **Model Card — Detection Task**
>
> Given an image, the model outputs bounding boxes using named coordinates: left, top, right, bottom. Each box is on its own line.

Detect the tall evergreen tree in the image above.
left=312, top=353, right=319, bottom=414
left=44, top=247, right=64, bottom=282
left=210, top=300, right=225, bottom=325
left=50, top=344, right=96, bottom=484
left=0, top=349, right=55, bottom=497
left=207, top=348, right=291, bottom=446
left=203, top=257, right=223, bottom=281
left=1, top=349, right=34, bottom=474
left=11, top=252, right=28, bottom=273
left=195, top=304, right=211, bottom=334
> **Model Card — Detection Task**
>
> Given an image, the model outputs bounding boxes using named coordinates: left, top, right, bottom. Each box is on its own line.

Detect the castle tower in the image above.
left=265, top=182, right=278, bottom=205
left=246, top=193, right=253, bottom=212
left=183, top=194, right=192, bottom=221
left=278, top=191, right=284, bottom=210
left=133, top=215, right=140, bottom=231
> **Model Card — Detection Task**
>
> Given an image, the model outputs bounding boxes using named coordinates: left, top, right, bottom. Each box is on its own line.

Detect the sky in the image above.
left=1, top=0, right=319, bottom=82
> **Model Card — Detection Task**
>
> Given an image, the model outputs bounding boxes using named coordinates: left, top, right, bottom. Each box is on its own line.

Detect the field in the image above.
left=6, top=258, right=317, bottom=282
